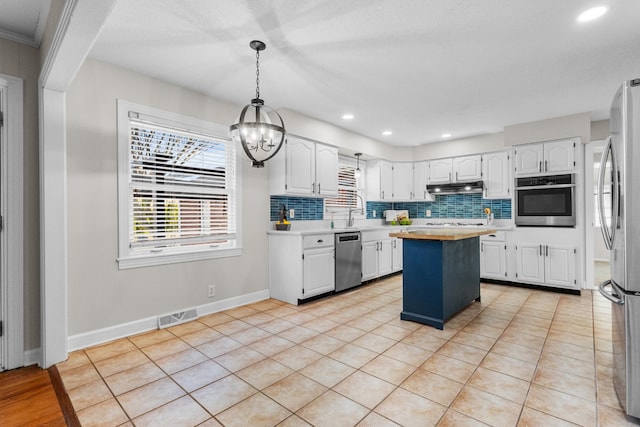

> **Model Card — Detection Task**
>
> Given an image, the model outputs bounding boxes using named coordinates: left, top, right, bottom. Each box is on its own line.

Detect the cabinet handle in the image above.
left=317, top=239, right=323, bottom=243
left=382, top=190, right=384, bottom=199
left=545, top=160, right=548, bottom=172
left=481, top=242, right=484, bottom=252
left=539, top=161, right=542, bottom=172
left=449, top=172, right=452, bottom=182
left=312, top=182, right=315, bottom=193
left=456, top=171, right=458, bottom=181
left=545, top=245, right=549, bottom=256
left=318, top=183, right=321, bottom=194
left=539, top=244, right=542, bottom=256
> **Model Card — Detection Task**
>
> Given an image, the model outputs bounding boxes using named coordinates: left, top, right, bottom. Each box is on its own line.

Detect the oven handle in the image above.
left=599, top=279, right=624, bottom=305
left=515, top=184, right=575, bottom=190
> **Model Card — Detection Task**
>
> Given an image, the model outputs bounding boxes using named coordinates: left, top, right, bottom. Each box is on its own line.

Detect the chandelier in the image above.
left=229, top=40, right=286, bottom=168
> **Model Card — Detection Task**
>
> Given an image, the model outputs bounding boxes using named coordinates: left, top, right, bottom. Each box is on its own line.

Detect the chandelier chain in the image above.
left=255, top=49, right=260, bottom=99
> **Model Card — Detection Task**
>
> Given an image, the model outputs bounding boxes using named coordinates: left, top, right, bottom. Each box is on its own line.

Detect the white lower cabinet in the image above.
left=269, top=233, right=335, bottom=305
left=391, top=237, right=403, bottom=272
left=303, top=247, right=335, bottom=298
left=515, top=243, right=576, bottom=289
left=361, top=230, right=398, bottom=281
left=480, top=241, right=508, bottom=280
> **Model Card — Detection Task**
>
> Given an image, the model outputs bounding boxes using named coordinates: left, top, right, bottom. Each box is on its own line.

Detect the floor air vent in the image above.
left=157, top=308, right=199, bottom=329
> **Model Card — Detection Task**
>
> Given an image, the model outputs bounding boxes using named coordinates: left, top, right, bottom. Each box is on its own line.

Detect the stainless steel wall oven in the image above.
left=515, top=174, right=576, bottom=227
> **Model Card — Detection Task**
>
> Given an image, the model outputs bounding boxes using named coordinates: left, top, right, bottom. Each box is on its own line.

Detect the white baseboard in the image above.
left=24, top=347, right=41, bottom=367
left=68, top=289, right=270, bottom=352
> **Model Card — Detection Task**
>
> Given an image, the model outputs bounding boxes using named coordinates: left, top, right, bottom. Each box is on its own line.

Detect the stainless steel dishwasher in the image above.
left=335, top=231, right=362, bottom=292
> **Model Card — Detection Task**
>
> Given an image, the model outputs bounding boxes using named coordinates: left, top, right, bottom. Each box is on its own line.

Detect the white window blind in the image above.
left=117, top=100, right=240, bottom=268
left=325, top=158, right=362, bottom=211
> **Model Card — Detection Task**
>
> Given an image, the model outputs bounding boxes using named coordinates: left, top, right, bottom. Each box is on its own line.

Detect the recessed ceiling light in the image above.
left=442, top=133, right=452, bottom=138
left=577, top=6, right=607, bottom=22
left=342, top=113, right=354, bottom=120
left=382, top=130, right=392, bottom=136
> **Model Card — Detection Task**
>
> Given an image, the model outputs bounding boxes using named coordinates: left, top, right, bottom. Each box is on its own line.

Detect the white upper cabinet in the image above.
left=269, top=136, right=338, bottom=197
left=514, top=138, right=576, bottom=176
left=429, top=155, right=482, bottom=184
left=413, top=161, right=430, bottom=200
left=393, top=162, right=414, bottom=200
left=453, top=155, right=482, bottom=182
left=482, top=151, right=511, bottom=199
left=428, top=158, right=453, bottom=184
left=284, top=137, right=315, bottom=195
left=365, top=160, right=395, bottom=201
left=315, top=143, right=339, bottom=196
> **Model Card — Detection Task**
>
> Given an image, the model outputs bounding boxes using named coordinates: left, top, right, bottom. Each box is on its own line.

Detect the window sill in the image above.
left=117, top=247, right=242, bottom=269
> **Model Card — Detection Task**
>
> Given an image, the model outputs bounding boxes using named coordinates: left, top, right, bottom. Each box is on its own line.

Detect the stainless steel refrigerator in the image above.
left=598, top=77, right=640, bottom=419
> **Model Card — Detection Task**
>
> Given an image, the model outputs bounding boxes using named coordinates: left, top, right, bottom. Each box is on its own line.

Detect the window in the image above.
left=594, top=159, right=612, bottom=228
left=117, top=100, right=241, bottom=268
left=324, top=156, right=364, bottom=215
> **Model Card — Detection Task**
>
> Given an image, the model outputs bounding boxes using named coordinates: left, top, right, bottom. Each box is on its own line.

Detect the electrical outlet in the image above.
left=289, top=209, right=295, bottom=218
left=372, top=210, right=376, bottom=218
left=426, top=209, right=432, bottom=217
left=208, top=285, right=215, bottom=298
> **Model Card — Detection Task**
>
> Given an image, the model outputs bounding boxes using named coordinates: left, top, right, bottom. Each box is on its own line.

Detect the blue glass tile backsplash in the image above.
left=269, top=194, right=511, bottom=221
left=381, top=194, right=511, bottom=219
left=270, top=196, right=324, bottom=221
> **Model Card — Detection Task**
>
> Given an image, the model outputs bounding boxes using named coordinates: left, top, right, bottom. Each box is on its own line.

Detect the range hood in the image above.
left=427, top=180, right=484, bottom=194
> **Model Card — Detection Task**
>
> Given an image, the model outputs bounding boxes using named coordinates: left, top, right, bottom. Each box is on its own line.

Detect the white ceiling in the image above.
left=3, top=0, right=640, bottom=146
left=0, top=0, right=49, bottom=47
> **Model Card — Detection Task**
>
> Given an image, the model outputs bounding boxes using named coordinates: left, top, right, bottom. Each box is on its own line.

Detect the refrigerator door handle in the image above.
left=599, top=279, right=624, bottom=305
left=598, top=136, right=615, bottom=250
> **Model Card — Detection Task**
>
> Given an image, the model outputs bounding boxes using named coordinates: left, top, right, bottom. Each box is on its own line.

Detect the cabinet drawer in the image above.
left=303, top=234, right=334, bottom=249
left=480, top=231, right=506, bottom=242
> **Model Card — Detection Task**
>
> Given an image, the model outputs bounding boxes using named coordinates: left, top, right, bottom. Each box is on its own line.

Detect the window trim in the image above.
left=116, top=100, right=242, bottom=269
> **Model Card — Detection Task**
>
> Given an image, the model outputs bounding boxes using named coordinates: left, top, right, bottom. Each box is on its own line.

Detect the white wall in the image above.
left=412, top=132, right=505, bottom=160
left=505, top=112, right=591, bottom=146
left=65, top=59, right=274, bottom=335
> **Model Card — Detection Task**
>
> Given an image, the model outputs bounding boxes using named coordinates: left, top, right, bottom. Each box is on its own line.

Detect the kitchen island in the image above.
left=389, top=228, right=496, bottom=329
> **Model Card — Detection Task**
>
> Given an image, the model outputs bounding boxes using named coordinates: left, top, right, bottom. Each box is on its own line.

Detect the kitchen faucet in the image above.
left=348, top=194, right=364, bottom=227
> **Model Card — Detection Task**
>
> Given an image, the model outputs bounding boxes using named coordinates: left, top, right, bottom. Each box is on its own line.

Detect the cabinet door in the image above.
left=429, top=158, right=453, bottom=183
left=544, top=140, right=575, bottom=173
left=391, top=237, right=403, bottom=272
left=515, top=244, right=544, bottom=284
left=453, top=155, right=482, bottom=182
left=315, top=144, right=338, bottom=196
left=413, top=161, right=429, bottom=200
left=378, top=239, right=393, bottom=276
left=514, top=144, right=544, bottom=176
left=483, top=151, right=511, bottom=199
left=303, top=247, right=335, bottom=298
left=393, top=163, right=413, bottom=200
left=379, top=161, right=393, bottom=200
left=545, top=245, right=576, bottom=288
left=286, top=138, right=316, bottom=195
left=481, top=241, right=507, bottom=280
left=362, top=241, right=379, bottom=281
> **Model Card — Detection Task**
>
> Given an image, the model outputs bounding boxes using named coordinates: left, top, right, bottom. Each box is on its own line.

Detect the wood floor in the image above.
left=0, top=365, right=76, bottom=426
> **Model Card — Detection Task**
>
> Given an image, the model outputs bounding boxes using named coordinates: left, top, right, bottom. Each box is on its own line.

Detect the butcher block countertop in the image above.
left=389, top=228, right=497, bottom=241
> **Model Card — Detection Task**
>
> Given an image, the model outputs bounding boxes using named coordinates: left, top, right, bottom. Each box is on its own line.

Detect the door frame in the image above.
left=584, top=139, right=607, bottom=290
left=0, top=74, right=25, bottom=371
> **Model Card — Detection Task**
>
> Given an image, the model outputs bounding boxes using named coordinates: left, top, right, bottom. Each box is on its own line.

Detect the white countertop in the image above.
left=267, top=219, right=513, bottom=236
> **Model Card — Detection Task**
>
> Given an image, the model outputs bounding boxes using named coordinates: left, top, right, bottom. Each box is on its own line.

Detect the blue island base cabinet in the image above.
left=400, top=237, right=481, bottom=330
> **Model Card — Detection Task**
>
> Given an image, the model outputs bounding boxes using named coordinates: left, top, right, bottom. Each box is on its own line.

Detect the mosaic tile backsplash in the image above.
left=270, top=196, right=324, bottom=221
left=270, top=194, right=511, bottom=221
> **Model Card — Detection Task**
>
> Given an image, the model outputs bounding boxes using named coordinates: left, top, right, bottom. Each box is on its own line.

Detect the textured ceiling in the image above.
left=6, top=0, right=640, bottom=147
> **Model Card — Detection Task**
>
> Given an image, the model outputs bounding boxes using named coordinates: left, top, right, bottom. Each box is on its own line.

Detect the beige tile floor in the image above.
left=57, top=275, right=640, bottom=426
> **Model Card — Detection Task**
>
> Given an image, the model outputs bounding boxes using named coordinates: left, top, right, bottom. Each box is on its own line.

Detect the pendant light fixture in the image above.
left=229, top=40, right=286, bottom=168
left=354, top=152, right=362, bottom=178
